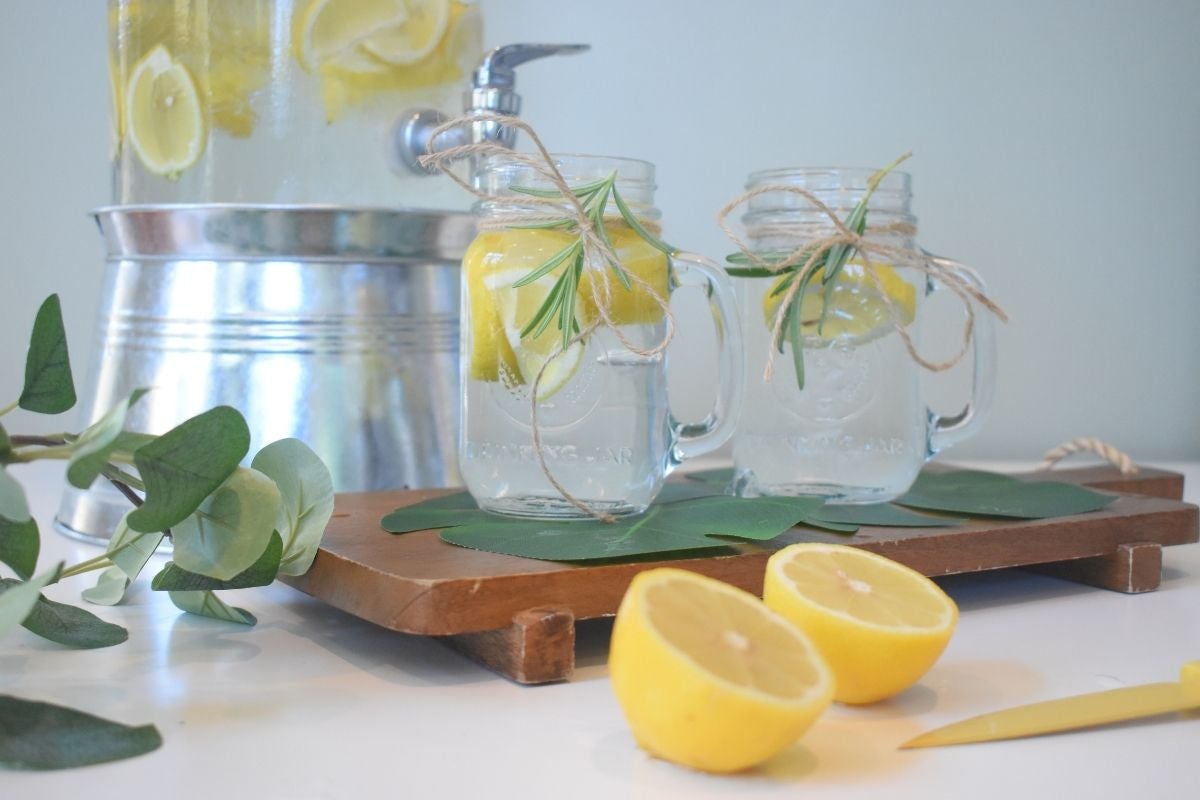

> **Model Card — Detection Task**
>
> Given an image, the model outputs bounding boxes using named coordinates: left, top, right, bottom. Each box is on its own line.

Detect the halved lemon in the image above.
left=763, top=259, right=917, bottom=344
left=125, top=45, right=206, bottom=177
left=610, top=568, right=834, bottom=773
left=763, top=543, right=958, bottom=704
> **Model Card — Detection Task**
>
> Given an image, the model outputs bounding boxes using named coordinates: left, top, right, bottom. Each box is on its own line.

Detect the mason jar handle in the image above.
left=925, top=254, right=996, bottom=457
left=667, top=252, right=745, bottom=465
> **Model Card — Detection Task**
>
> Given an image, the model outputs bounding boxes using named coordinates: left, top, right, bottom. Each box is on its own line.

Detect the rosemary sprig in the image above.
left=510, top=171, right=676, bottom=353
left=724, top=153, right=912, bottom=390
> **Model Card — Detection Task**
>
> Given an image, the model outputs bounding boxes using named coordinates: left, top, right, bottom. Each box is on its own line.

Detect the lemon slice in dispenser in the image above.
left=125, top=45, right=206, bottom=177
left=294, top=0, right=411, bottom=74
left=360, top=0, right=451, bottom=66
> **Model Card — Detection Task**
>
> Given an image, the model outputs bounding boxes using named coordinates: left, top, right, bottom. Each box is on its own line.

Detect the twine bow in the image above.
left=716, top=171, right=1008, bottom=383
left=420, top=114, right=676, bottom=522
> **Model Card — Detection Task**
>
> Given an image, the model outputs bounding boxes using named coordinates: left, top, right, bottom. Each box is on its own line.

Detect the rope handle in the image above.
left=1040, top=437, right=1138, bottom=475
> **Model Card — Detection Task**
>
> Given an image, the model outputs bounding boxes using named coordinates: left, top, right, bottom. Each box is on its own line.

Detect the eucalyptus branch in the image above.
left=57, top=555, right=115, bottom=581
left=8, top=444, right=74, bottom=462
left=9, top=434, right=68, bottom=447
left=105, top=472, right=145, bottom=508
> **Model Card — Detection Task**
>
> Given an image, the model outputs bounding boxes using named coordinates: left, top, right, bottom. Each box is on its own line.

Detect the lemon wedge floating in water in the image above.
left=483, top=269, right=588, bottom=400
left=461, top=227, right=666, bottom=395
left=763, top=259, right=917, bottom=344
left=360, top=0, right=451, bottom=66
left=294, top=0, right=411, bottom=74
left=610, top=568, right=835, bottom=773
left=125, top=45, right=206, bottom=177
left=295, top=0, right=451, bottom=74
left=578, top=230, right=669, bottom=327
left=764, top=543, right=958, bottom=705
left=113, top=1, right=271, bottom=139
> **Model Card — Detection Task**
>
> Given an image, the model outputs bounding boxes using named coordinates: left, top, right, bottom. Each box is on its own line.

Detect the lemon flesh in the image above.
left=763, top=260, right=916, bottom=344
left=483, top=269, right=586, bottom=400
left=463, top=233, right=522, bottom=385
left=610, top=568, right=834, bottom=773
left=294, top=0, right=410, bottom=72
left=295, top=0, right=474, bottom=121
left=462, top=227, right=668, bottom=393
left=361, top=0, right=451, bottom=65
left=125, top=45, right=206, bottom=177
left=764, top=543, right=958, bottom=704
left=113, top=2, right=272, bottom=140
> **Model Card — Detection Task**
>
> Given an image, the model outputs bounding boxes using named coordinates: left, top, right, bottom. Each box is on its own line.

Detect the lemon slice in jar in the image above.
left=763, top=259, right=917, bottom=344
left=125, top=45, right=206, bottom=177
left=610, top=568, right=835, bottom=773
left=578, top=227, right=670, bottom=326
left=483, top=269, right=588, bottom=400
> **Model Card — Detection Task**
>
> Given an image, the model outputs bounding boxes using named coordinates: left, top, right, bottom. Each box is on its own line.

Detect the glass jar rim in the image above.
left=746, top=166, right=912, bottom=188
left=479, top=151, right=656, bottom=183
left=476, top=152, right=658, bottom=214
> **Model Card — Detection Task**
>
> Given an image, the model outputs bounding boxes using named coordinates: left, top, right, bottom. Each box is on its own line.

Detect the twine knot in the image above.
left=422, top=114, right=676, bottom=522
left=716, top=168, right=1008, bottom=383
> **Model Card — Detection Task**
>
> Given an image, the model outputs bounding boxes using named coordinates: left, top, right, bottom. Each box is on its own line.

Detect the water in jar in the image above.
left=732, top=266, right=926, bottom=503
left=459, top=226, right=672, bottom=518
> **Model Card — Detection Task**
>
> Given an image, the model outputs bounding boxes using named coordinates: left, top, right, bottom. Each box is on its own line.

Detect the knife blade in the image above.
left=900, top=661, right=1200, bottom=749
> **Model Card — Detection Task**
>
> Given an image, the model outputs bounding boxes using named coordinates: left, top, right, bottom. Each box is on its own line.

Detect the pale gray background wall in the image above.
left=1, top=0, right=1197, bottom=459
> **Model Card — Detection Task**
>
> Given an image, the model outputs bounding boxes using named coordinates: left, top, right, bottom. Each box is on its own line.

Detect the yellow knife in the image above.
left=901, top=661, right=1200, bottom=749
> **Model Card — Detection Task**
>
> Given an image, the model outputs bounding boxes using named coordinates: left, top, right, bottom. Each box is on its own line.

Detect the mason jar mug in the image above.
left=729, top=167, right=995, bottom=503
left=460, top=154, right=744, bottom=519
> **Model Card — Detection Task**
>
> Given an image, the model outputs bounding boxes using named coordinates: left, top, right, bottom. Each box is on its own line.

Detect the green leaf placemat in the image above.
left=810, top=503, right=962, bottom=528
left=896, top=470, right=1117, bottom=518
left=380, top=494, right=491, bottom=534
left=382, top=469, right=1117, bottom=563
left=440, top=496, right=860, bottom=561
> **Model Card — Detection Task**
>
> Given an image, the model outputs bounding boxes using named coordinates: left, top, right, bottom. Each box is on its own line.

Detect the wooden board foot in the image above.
left=1031, top=541, right=1163, bottom=593
left=445, top=607, right=576, bottom=685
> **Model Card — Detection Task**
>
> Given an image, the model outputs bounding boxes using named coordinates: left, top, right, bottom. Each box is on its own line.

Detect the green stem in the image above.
left=55, top=522, right=151, bottom=582
left=9, top=444, right=73, bottom=462
left=9, top=434, right=69, bottom=447
left=0, top=400, right=17, bottom=417
left=57, top=555, right=115, bottom=581
left=102, top=464, right=145, bottom=492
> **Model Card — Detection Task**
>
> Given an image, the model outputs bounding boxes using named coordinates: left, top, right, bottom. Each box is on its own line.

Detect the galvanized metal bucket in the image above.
left=57, top=204, right=473, bottom=544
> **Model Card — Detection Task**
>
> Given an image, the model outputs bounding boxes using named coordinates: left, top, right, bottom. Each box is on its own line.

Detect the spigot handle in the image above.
left=474, top=43, right=590, bottom=89
left=392, top=43, right=590, bottom=175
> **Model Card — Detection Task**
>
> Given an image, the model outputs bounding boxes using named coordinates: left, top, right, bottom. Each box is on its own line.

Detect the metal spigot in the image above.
left=392, top=43, right=589, bottom=175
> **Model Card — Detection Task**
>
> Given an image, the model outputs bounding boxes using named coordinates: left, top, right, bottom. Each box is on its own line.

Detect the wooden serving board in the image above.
left=282, top=465, right=1198, bottom=684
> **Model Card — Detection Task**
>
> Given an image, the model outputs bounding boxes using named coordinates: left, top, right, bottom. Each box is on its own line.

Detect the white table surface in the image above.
left=4, top=460, right=1199, bottom=799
